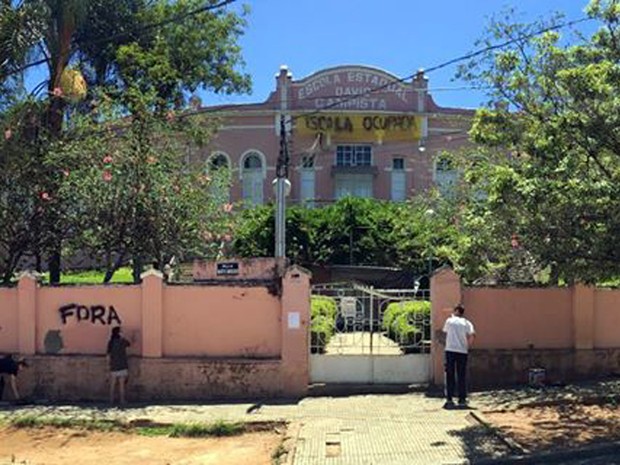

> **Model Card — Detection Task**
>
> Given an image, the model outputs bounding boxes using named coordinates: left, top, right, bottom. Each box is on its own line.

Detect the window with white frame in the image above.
left=209, top=153, right=229, bottom=170
left=299, top=155, right=316, bottom=206
left=434, top=155, right=458, bottom=197
left=241, top=151, right=264, bottom=205
left=336, top=145, right=372, bottom=167
left=391, top=157, right=406, bottom=201
left=206, top=152, right=231, bottom=202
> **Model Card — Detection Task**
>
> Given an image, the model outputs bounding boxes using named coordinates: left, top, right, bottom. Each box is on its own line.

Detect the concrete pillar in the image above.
left=412, top=69, right=429, bottom=144
left=572, top=284, right=595, bottom=350
left=140, top=269, right=164, bottom=357
left=430, top=267, right=462, bottom=386
left=412, top=68, right=428, bottom=113
left=17, top=273, right=37, bottom=355
left=280, top=265, right=311, bottom=397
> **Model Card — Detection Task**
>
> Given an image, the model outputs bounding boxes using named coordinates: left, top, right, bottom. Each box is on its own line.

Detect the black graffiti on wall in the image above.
left=59, top=303, right=122, bottom=325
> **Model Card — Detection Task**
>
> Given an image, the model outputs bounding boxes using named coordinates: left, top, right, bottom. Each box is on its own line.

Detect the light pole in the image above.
left=274, top=114, right=291, bottom=259
left=425, top=208, right=435, bottom=277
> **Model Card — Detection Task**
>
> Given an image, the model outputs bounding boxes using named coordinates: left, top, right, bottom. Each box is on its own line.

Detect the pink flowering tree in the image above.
left=51, top=94, right=237, bottom=283
left=0, top=101, right=51, bottom=283
left=1, top=0, right=250, bottom=284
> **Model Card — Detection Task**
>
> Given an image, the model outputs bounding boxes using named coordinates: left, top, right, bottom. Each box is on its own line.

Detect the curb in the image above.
left=281, top=421, right=302, bottom=465
left=468, top=411, right=528, bottom=455
left=472, top=441, right=620, bottom=464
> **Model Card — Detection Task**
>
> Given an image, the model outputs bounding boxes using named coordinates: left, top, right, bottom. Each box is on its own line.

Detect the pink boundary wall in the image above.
left=0, top=262, right=310, bottom=401
left=431, top=268, right=620, bottom=388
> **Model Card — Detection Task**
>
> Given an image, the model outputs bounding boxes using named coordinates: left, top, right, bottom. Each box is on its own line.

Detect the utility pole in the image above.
left=274, top=114, right=290, bottom=259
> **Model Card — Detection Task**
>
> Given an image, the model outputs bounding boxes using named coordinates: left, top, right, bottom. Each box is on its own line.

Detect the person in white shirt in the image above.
left=442, top=304, right=475, bottom=407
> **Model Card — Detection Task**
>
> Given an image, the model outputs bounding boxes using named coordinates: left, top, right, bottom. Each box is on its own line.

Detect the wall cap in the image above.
left=140, top=269, right=164, bottom=280
left=285, top=264, right=312, bottom=278
left=17, top=271, right=41, bottom=282
left=432, top=265, right=459, bottom=279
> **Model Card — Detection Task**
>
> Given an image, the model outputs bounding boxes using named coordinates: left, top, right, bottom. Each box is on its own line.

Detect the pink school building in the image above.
left=194, top=65, right=474, bottom=205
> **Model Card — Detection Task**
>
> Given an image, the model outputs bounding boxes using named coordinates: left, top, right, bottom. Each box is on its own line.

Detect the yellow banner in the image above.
left=295, top=114, right=422, bottom=143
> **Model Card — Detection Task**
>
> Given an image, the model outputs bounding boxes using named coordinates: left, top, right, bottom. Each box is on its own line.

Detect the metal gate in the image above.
left=310, top=283, right=431, bottom=385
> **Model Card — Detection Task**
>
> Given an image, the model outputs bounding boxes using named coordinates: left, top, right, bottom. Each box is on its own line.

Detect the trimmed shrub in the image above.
left=382, top=300, right=430, bottom=352
left=310, top=296, right=338, bottom=353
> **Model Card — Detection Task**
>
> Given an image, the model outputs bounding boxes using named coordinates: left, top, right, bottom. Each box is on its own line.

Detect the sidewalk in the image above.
left=1, top=379, right=618, bottom=464
left=0, top=392, right=511, bottom=465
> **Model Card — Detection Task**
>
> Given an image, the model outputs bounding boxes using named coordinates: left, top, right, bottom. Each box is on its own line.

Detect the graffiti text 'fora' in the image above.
left=59, top=303, right=122, bottom=325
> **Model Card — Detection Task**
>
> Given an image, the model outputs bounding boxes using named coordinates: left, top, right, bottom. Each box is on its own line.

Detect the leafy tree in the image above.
left=49, top=98, right=235, bottom=283
left=0, top=1, right=43, bottom=107
left=0, top=100, right=48, bottom=284
left=454, top=0, right=620, bottom=284
left=0, top=0, right=251, bottom=283
left=232, top=197, right=450, bottom=277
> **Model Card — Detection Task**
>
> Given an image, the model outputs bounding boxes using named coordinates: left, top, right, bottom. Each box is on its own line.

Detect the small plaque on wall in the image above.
left=216, top=262, right=239, bottom=276
left=288, top=312, right=300, bottom=329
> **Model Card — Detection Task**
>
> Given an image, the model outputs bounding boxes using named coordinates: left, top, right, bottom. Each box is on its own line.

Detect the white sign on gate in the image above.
left=340, top=297, right=357, bottom=318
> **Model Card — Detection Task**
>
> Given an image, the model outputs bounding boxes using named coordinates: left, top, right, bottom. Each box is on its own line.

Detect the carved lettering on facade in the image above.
left=296, top=69, right=409, bottom=110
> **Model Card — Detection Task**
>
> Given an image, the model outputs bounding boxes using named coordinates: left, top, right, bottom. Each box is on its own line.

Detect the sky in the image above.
left=204, top=0, right=596, bottom=109
left=22, top=0, right=597, bottom=110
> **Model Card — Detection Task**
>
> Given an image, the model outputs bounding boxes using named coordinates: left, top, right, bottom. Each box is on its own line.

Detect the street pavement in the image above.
left=0, top=392, right=510, bottom=465
left=1, top=380, right=619, bottom=464
left=556, top=454, right=620, bottom=465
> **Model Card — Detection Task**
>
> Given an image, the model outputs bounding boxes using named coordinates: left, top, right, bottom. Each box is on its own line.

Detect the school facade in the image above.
left=195, top=65, right=474, bottom=205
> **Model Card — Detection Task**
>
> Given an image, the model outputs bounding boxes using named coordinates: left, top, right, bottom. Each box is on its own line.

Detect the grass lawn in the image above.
left=39, top=267, right=135, bottom=284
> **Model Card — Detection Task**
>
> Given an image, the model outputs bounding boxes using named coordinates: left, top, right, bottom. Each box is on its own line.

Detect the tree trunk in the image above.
left=104, top=250, right=126, bottom=284
left=35, top=252, right=41, bottom=273
left=44, top=94, right=66, bottom=285
left=48, top=248, right=61, bottom=285
left=132, top=255, right=143, bottom=284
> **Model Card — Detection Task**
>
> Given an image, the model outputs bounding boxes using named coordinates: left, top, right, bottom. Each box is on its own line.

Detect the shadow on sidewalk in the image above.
left=447, top=417, right=516, bottom=463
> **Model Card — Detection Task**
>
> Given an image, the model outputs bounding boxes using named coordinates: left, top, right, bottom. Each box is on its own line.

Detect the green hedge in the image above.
left=382, top=300, right=431, bottom=353
left=310, top=296, right=338, bottom=354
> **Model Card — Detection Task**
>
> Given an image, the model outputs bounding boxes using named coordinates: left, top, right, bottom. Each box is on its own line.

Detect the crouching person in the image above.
left=0, top=354, right=28, bottom=402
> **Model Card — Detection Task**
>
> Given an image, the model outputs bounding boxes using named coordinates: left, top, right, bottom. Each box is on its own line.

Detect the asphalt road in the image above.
left=557, top=455, right=620, bottom=465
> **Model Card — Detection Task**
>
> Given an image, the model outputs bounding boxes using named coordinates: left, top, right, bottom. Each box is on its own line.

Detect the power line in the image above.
left=286, top=85, right=493, bottom=104
left=2, top=0, right=237, bottom=78
left=187, top=14, right=592, bottom=121
left=2, top=9, right=595, bottom=138
left=290, top=15, right=593, bottom=122
left=425, top=17, right=592, bottom=74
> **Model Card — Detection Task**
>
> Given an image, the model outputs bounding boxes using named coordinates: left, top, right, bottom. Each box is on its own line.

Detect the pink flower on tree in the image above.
left=103, top=155, right=113, bottom=164
left=166, top=110, right=175, bottom=122
left=102, top=170, right=113, bottom=182
left=147, top=156, right=157, bottom=164
left=223, top=203, right=233, bottom=213
left=62, top=169, right=70, bottom=177
left=4, top=128, right=12, bottom=140
left=52, top=87, right=63, bottom=97
left=511, top=234, right=520, bottom=249
left=40, top=192, right=51, bottom=201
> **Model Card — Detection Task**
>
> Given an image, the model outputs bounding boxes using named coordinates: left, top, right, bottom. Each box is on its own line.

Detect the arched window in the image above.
left=243, top=154, right=262, bottom=169
left=206, top=152, right=232, bottom=202
left=240, top=150, right=265, bottom=205
left=209, top=152, right=230, bottom=171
